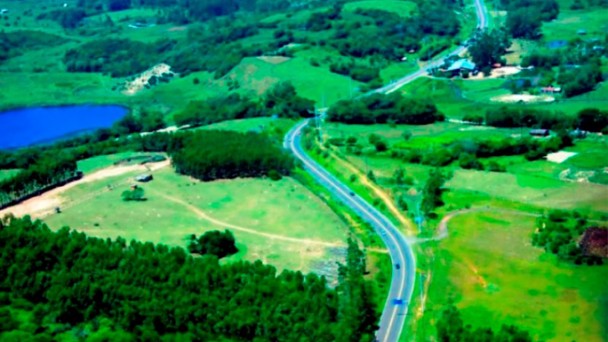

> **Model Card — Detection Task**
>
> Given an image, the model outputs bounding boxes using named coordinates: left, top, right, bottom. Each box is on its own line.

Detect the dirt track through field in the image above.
left=151, top=189, right=346, bottom=247
left=0, top=160, right=170, bottom=218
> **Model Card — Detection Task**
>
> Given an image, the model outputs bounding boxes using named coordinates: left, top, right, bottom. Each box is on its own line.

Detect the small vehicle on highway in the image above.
left=349, top=191, right=355, bottom=196
left=395, top=263, right=400, bottom=270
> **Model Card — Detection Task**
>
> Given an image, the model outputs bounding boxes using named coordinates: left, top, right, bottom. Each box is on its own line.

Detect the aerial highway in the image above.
left=284, top=0, right=489, bottom=341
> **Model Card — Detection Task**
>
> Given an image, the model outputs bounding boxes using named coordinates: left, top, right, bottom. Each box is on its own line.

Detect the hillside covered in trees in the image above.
left=0, top=217, right=378, bottom=341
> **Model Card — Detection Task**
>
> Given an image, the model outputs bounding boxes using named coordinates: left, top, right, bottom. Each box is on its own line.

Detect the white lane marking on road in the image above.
left=288, top=121, right=410, bottom=342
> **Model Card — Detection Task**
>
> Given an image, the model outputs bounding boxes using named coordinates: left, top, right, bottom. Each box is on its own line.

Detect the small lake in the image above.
left=0, top=105, right=128, bottom=150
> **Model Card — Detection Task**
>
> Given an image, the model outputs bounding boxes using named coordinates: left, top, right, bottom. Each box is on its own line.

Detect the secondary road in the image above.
left=285, top=1, right=489, bottom=341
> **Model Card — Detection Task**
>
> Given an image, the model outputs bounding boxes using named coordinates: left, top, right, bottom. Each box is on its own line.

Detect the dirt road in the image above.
left=0, top=160, right=170, bottom=218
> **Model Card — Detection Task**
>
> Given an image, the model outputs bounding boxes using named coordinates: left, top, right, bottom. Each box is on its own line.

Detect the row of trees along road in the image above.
left=327, top=92, right=444, bottom=125
left=0, top=217, right=379, bottom=341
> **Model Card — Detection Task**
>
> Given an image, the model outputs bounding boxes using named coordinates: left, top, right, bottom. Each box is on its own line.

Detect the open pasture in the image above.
left=43, top=166, right=351, bottom=273
left=418, top=211, right=607, bottom=342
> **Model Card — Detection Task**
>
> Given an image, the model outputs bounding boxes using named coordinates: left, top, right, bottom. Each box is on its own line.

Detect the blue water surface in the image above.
left=0, top=105, right=128, bottom=150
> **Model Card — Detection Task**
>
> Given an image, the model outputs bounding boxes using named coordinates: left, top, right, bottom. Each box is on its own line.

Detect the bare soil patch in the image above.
left=0, top=161, right=169, bottom=219
left=123, top=63, right=174, bottom=96
left=491, top=93, right=555, bottom=103
left=257, top=56, right=291, bottom=65
left=546, top=151, right=578, bottom=164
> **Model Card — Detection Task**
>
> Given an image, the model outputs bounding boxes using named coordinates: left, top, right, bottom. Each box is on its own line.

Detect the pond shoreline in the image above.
left=0, top=104, right=130, bottom=150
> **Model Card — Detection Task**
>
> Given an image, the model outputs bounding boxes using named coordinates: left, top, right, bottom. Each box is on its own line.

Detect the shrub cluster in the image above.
left=169, top=130, right=294, bottom=181
left=328, top=93, right=443, bottom=125
left=532, top=211, right=605, bottom=265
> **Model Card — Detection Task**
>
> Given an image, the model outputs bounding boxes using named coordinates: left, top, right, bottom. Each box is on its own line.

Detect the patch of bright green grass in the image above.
left=447, top=169, right=608, bottom=212
left=227, top=57, right=361, bottom=106
left=418, top=211, right=607, bottom=342
left=542, top=7, right=608, bottom=42
left=76, top=152, right=159, bottom=174
left=0, top=169, right=21, bottom=182
left=343, top=1, right=417, bottom=17
left=198, top=117, right=295, bottom=135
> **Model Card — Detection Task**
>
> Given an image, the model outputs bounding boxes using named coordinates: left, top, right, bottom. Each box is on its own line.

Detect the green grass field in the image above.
left=343, top=0, right=417, bottom=17
left=43, top=166, right=350, bottom=273
left=197, top=117, right=295, bottom=135
left=417, top=211, right=608, bottom=342
left=542, top=6, right=608, bottom=42
left=226, top=56, right=360, bottom=106
left=76, top=152, right=162, bottom=174
left=0, top=169, right=21, bottom=182
left=447, top=169, right=608, bottom=213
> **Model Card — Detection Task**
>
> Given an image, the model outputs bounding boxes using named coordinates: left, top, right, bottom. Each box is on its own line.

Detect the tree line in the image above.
left=396, top=132, right=572, bottom=169
left=0, top=216, right=378, bottom=341
left=0, top=154, right=79, bottom=208
left=483, top=106, right=608, bottom=133
left=328, top=93, right=443, bottom=125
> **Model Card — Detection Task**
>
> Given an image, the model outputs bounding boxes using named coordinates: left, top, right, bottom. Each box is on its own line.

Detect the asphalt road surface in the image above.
left=284, top=1, right=489, bottom=340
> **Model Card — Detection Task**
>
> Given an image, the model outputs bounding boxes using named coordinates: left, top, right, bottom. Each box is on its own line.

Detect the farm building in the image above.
left=529, top=129, right=550, bottom=137
left=446, top=59, right=476, bottom=76
left=540, top=86, right=561, bottom=94
left=135, top=174, right=153, bottom=182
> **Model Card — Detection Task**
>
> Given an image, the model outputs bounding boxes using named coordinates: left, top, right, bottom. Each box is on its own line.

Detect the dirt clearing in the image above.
left=0, top=160, right=169, bottom=219
left=123, top=63, right=174, bottom=96
left=491, top=93, right=555, bottom=103
left=257, top=56, right=291, bottom=64
left=547, top=151, right=578, bottom=163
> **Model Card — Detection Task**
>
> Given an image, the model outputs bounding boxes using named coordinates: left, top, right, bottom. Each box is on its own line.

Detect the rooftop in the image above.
left=447, top=59, right=476, bottom=71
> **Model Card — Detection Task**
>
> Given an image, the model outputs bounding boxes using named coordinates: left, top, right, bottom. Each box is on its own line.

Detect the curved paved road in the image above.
left=285, top=1, right=489, bottom=341
left=284, top=122, right=415, bottom=342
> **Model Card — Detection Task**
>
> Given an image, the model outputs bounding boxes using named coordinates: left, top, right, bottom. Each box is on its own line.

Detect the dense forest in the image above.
left=437, top=304, right=533, bottom=342
left=0, top=217, right=378, bottom=341
left=327, top=93, right=443, bottom=125
left=169, top=130, right=294, bottom=181
left=532, top=210, right=605, bottom=265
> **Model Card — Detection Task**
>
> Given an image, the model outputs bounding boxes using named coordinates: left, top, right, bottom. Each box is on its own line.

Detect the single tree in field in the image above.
left=468, top=28, right=511, bottom=71
left=121, top=187, right=145, bottom=201
left=421, top=168, right=451, bottom=215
